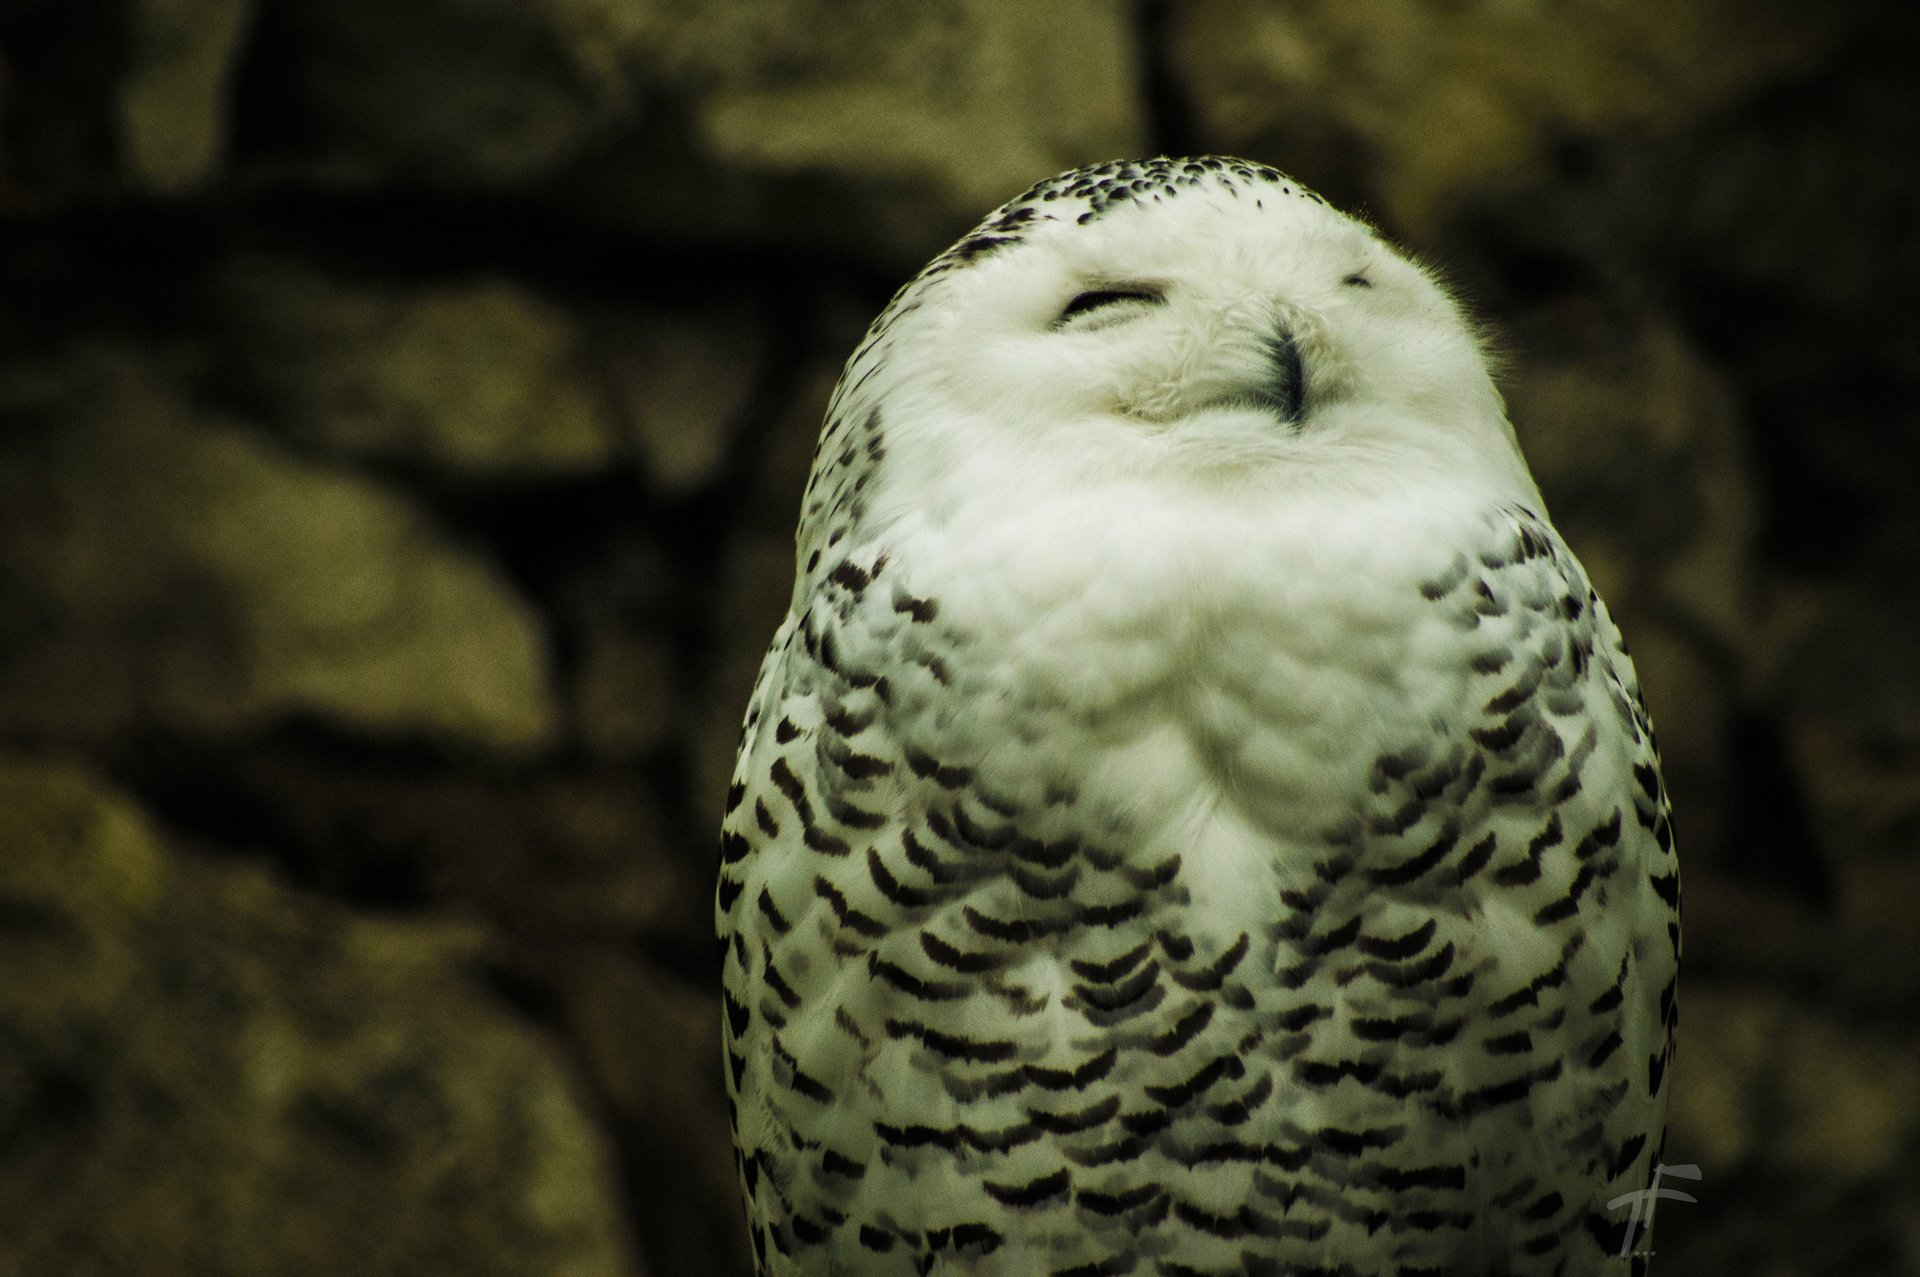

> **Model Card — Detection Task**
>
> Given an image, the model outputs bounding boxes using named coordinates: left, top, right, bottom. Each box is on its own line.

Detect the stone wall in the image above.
left=1, top=2, right=1915, bottom=1273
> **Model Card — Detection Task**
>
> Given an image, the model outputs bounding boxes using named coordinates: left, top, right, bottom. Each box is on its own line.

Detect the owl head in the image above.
left=806, top=157, right=1541, bottom=553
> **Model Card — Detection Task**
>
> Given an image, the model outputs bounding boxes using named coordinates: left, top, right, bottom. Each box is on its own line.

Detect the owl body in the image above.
left=719, top=158, right=1678, bottom=1276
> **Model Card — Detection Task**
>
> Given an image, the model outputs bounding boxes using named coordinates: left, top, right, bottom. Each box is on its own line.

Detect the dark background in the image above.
left=1, top=2, right=1916, bottom=1274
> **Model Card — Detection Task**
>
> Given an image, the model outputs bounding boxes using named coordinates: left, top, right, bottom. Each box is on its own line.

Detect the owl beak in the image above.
left=1162, top=322, right=1306, bottom=429
left=1252, top=328, right=1305, bottom=425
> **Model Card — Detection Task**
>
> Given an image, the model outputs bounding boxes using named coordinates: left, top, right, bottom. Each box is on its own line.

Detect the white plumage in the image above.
left=718, top=157, right=1678, bottom=1276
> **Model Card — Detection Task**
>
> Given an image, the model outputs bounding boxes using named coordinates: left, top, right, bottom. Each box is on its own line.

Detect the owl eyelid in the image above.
left=1055, top=284, right=1166, bottom=327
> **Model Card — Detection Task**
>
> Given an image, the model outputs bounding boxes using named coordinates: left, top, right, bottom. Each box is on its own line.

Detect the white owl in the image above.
left=717, top=157, right=1679, bottom=1276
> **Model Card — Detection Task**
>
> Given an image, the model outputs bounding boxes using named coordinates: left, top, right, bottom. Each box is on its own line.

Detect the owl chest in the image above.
left=894, top=558, right=1444, bottom=846
left=900, top=487, right=1460, bottom=740
left=860, top=611, right=1442, bottom=989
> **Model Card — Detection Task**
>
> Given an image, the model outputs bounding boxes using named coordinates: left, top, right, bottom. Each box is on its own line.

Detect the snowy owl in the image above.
left=717, top=156, right=1679, bottom=1276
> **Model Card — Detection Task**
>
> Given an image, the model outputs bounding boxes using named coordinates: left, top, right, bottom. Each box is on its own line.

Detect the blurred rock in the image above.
left=1480, top=15, right=1920, bottom=331
left=739, top=284, right=874, bottom=525
left=587, top=294, right=770, bottom=495
left=154, top=745, right=707, bottom=956
left=1791, top=715, right=1920, bottom=917
left=240, top=0, right=641, bottom=187
left=1506, top=303, right=1756, bottom=631
left=1774, top=562, right=1920, bottom=905
left=542, top=945, right=746, bottom=1277
left=245, top=0, right=1146, bottom=267
left=1654, top=1171, right=1920, bottom=1277
left=0, top=754, right=639, bottom=1277
left=0, top=753, right=166, bottom=1035
left=1458, top=19, right=1920, bottom=588
left=656, top=0, right=1147, bottom=261
left=0, top=0, right=127, bottom=209
left=217, top=259, right=619, bottom=482
left=1672, top=983, right=1920, bottom=1177
left=118, top=0, right=249, bottom=192
left=574, top=621, right=678, bottom=761
left=0, top=355, right=557, bottom=751
left=1680, top=868, right=1920, bottom=1031
left=1168, top=0, right=1864, bottom=246
left=0, top=0, right=246, bottom=206
left=1654, top=953, right=1920, bottom=1272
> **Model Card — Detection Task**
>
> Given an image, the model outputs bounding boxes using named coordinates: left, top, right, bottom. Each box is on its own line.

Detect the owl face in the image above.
left=851, top=160, right=1537, bottom=520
